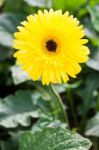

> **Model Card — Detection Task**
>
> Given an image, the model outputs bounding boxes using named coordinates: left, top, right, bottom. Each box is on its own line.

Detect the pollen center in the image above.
left=46, top=40, right=57, bottom=52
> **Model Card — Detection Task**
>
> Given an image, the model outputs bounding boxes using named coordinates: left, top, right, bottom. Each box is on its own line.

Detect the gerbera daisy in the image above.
left=13, top=9, right=89, bottom=85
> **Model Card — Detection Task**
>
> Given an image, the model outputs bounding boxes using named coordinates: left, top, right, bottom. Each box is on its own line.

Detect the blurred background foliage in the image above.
left=0, top=0, right=99, bottom=149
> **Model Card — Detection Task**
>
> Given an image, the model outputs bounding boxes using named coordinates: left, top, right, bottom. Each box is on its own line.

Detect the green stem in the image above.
left=49, top=84, right=69, bottom=126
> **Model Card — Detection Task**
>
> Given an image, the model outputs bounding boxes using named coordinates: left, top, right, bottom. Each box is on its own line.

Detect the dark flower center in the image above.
left=46, top=40, right=57, bottom=52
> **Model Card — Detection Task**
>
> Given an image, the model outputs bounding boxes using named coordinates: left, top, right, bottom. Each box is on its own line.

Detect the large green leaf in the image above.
left=88, top=6, right=99, bottom=32
left=85, top=112, right=99, bottom=137
left=19, top=128, right=91, bottom=150
left=0, top=90, right=40, bottom=128
left=24, top=0, right=52, bottom=8
left=0, top=88, right=67, bottom=128
left=0, top=13, right=25, bottom=47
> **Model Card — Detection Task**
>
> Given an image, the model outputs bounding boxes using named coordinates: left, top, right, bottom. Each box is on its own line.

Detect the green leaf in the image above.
left=53, top=0, right=86, bottom=11
left=0, top=88, right=66, bottom=128
left=24, top=0, right=52, bottom=8
left=85, top=112, right=99, bottom=137
left=88, top=6, right=99, bottom=32
left=0, top=13, right=25, bottom=47
left=19, top=128, right=91, bottom=150
left=11, top=65, right=29, bottom=85
left=0, top=90, right=40, bottom=128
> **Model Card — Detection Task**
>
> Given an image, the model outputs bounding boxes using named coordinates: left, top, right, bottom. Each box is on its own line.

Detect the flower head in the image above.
left=13, top=9, right=89, bottom=85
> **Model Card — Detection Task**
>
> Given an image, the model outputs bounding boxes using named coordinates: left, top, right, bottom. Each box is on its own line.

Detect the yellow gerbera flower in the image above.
left=13, top=9, right=89, bottom=85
